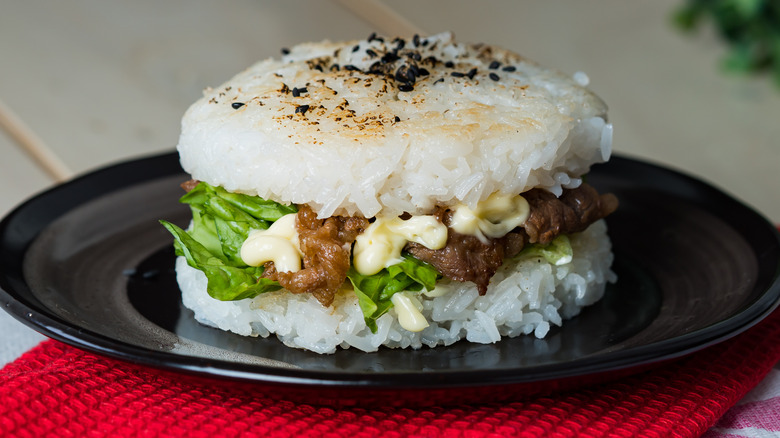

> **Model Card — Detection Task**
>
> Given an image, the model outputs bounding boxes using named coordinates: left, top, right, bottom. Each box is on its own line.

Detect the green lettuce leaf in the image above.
left=179, top=182, right=296, bottom=264
left=346, top=255, right=439, bottom=333
left=517, top=234, right=573, bottom=265
left=160, top=181, right=295, bottom=301
left=161, top=221, right=282, bottom=300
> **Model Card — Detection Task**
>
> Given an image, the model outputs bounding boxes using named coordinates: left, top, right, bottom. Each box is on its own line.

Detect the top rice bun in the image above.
left=177, top=32, right=612, bottom=218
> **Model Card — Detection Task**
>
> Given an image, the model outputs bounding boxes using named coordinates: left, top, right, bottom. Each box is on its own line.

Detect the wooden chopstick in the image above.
left=0, top=98, right=73, bottom=183
left=333, top=0, right=426, bottom=37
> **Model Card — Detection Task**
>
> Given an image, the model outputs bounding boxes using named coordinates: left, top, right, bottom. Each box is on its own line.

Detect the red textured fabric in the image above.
left=2, top=305, right=780, bottom=438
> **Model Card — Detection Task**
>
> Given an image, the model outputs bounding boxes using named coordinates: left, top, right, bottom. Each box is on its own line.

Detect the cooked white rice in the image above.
left=177, top=32, right=612, bottom=218
left=176, top=220, right=615, bottom=354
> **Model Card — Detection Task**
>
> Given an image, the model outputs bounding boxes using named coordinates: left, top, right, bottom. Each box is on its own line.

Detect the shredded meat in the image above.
left=406, top=183, right=617, bottom=295
left=523, top=184, right=619, bottom=244
left=180, top=179, right=200, bottom=192
left=262, top=205, right=368, bottom=306
left=405, top=208, right=526, bottom=295
left=406, top=214, right=526, bottom=295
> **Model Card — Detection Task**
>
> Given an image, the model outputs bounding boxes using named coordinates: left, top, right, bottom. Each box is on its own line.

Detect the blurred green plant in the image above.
left=674, top=0, right=780, bottom=86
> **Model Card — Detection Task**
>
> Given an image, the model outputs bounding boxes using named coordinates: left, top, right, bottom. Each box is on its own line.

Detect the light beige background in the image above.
left=1, top=1, right=779, bottom=362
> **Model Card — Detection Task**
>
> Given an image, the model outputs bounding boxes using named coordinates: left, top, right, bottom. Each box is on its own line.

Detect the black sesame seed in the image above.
left=412, top=34, right=420, bottom=47
left=393, top=65, right=407, bottom=82
left=281, top=48, right=290, bottom=55
left=467, top=68, right=478, bottom=79
left=295, top=105, right=310, bottom=115
left=451, top=71, right=465, bottom=78
left=394, top=116, right=401, bottom=122
left=417, top=68, right=430, bottom=76
left=445, top=61, right=454, bottom=68
left=344, top=64, right=360, bottom=72
left=395, top=65, right=416, bottom=84
left=366, top=49, right=377, bottom=58
left=292, top=88, right=300, bottom=97
left=502, top=65, right=517, bottom=72
left=398, top=84, right=414, bottom=92
left=313, top=65, right=323, bottom=72
left=330, top=64, right=340, bottom=72
left=489, top=61, right=501, bottom=70
left=352, top=45, right=360, bottom=53
left=382, top=52, right=400, bottom=63
left=367, top=62, right=384, bottom=75
left=395, top=39, right=405, bottom=50
left=489, top=72, right=500, bottom=81
left=433, top=78, right=444, bottom=84
left=231, top=102, right=245, bottom=109
left=367, top=32, right=384, bottom=43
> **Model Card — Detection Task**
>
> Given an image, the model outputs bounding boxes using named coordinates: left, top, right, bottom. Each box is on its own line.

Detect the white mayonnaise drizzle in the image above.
left=449, top=192, right=530, bottom=244
left=353, top=215, right=447, bottom=276
left=391, top=292, right=429, bottom=332
left=240, top=213, right=301, bottom=272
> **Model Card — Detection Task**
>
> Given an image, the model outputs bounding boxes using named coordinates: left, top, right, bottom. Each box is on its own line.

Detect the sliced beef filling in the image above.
left=405, top=208, right=526, bottom=295
left=262, top=205, right=368, bottom=306
left=406, top=183, right=618, bottom=295
left=180, top=179, right=200, bottom=192
left=523, top=183, right=618, bottom=245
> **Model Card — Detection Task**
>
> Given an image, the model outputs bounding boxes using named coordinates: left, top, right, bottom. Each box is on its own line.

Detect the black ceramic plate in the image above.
left=1, top=152, right=779, bottom=406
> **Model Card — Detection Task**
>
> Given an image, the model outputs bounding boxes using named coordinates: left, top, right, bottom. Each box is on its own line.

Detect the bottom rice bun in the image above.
left=161, top=32, right=619, bottom=354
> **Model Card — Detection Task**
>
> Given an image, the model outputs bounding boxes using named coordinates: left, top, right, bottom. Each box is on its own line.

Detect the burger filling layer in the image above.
left=161, top=181, right=617, bottom=333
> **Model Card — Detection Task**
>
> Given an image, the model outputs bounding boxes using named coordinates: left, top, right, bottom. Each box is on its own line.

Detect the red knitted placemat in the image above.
left=2, top=304, right=780, bottom=438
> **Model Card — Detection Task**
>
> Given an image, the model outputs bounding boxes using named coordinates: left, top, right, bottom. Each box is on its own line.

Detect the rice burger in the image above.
left=160, top=32, right=618, bottom=354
